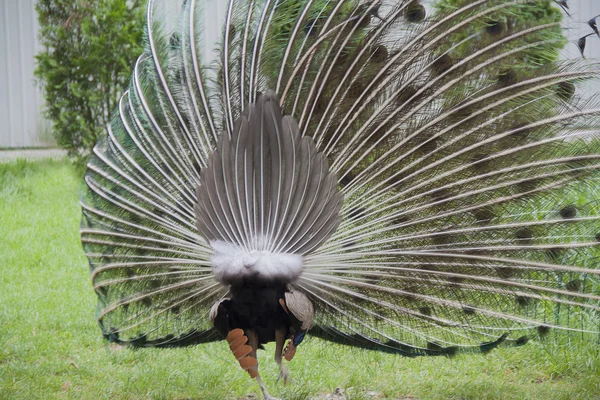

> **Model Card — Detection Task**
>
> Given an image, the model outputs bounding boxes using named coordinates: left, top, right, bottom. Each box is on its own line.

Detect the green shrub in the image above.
left=35, top=0, right=147, bottom=161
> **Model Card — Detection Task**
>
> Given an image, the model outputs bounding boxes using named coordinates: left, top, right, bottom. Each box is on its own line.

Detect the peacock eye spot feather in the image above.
left=396, top=86, right=419, bottom=106
left=431, top=188, right=452, bottom=203
left=537, top=325, right=551, bottom=337
left=105, top=328, right=120, bottom=343
left=392, top=215, right=410, bottom=226
left=342, top=240, right=356, bottom=249
left=473, top=209, right=495, bottom=224
left=427, top=341, right=442, bottom=351
left=497, top=267, right=517, bottom=279
left=163, top=334, right=174, bottom=342
left=515, top=228, right=534, bottom=243
left=348, top=207, right=366, bottom=220
left=303, top=18, right=318, bottom=36
left=418, top=138, right=438, bottom=153
left=353, top=4, right=375, bottom=29
left=497, top=69, right=519, bottom=87
left=559, top=205, right=577, bottom=219
left=447, top=275, right=462, bottom=284
left=565, top=279, right=582, bottom=292
left=400, top=287, right=418, bottom=302
left=419, top=306, right=432, bottom=316
left=313, top=97, right=327, bottom=115
left=516, top=178, right=540, bottom=194
left=131, top=334, right=147, bottom=346
left=192, top=161, right=201, bottom=173
left=431, top=54, right=453, bottom=76
left=469, top=152, right=491, bottom=172
left=348, top=81, right=367, bottom=99
left=387, top=173, right=405, bottom=189
left=546, top=247, right=564, bottom=261
left=371, top=45, right=388, bottom=63
left=516, top=296, right=531, bottom=307
left=405, top=1, right=426, bottom=23
left=169, top=33, right=181, bottom=49
left=556, top=81, right=575, bottom=101
left=150, top=280, right=161, bottom=289
left=432, top=231, right=453, bottom=246
left=339, top=175, right=353, bottom=187
left=462, top=306, right=476, bottom=315
left=515, top=336, right=529, bottom=346
left=419, top=264, right=438, bottom=272
left=444, top=346, right=459, bottom=357
left=511, top=123, right=533, bottom=140
left=485, top=19, right=505, bottom=35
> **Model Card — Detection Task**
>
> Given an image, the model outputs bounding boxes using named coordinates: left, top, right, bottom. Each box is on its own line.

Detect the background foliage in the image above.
left=34, top=0, right=566, bottom=164
left=35, top=0, right=147, bottom=162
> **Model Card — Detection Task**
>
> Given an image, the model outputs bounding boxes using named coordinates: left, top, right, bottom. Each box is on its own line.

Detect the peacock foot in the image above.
left=257, top=375, right=280, bottom=400
left=277, top=365, right=290, bottom=385
left=260, top=387, right=281, bottom=400
left=263, top=395, right=280, bottom=400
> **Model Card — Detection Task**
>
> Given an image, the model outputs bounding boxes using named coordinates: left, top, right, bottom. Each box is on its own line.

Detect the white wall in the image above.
left=0, top=0, right=227, bottom=148
left=163, top=0, right=228, bottom=65
left=0, top=0, right=598, bottom=148
left=0, top=0, right=50, bottom=148
left=562, top=0, right=600, bottom=59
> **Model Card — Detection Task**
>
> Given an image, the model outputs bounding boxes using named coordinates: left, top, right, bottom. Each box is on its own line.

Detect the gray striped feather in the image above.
left=194, top=90, right=343, bottom=283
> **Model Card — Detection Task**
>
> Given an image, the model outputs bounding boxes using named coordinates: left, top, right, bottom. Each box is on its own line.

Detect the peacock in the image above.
left=80, top=0, right=600, bottom=398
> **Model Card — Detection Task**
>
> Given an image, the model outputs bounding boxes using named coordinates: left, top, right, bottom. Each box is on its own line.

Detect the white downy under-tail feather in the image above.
left=210, top=239, right=304, bottom=283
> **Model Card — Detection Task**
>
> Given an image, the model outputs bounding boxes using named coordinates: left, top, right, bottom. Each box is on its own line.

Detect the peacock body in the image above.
left=81, top=0, right=600, bottom=398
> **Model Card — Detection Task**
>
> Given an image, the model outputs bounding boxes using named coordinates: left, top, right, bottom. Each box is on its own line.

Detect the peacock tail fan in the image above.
left=81, top=0, right=600, bottom=356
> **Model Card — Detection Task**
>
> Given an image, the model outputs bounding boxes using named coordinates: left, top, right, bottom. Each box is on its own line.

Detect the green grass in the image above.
left=1, top=159, right=600, bottom=400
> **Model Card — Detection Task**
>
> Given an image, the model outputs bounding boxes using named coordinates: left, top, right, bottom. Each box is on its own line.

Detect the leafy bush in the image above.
left=35, top=0, right=147, bottom=161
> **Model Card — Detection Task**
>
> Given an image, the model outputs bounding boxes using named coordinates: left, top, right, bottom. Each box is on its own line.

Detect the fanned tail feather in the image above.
left=81, top=0, right=600, bottom=353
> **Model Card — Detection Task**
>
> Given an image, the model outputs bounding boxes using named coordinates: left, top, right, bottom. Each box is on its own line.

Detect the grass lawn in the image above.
left=1, top=159, right=600, bottom=399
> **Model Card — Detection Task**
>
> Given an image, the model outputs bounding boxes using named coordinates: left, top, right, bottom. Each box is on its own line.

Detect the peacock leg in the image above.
left=246, top=330, right=279, bottom=400
left=274, top=328, right=289, bottom=384
left=255, top=375, right=279, bottom=400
